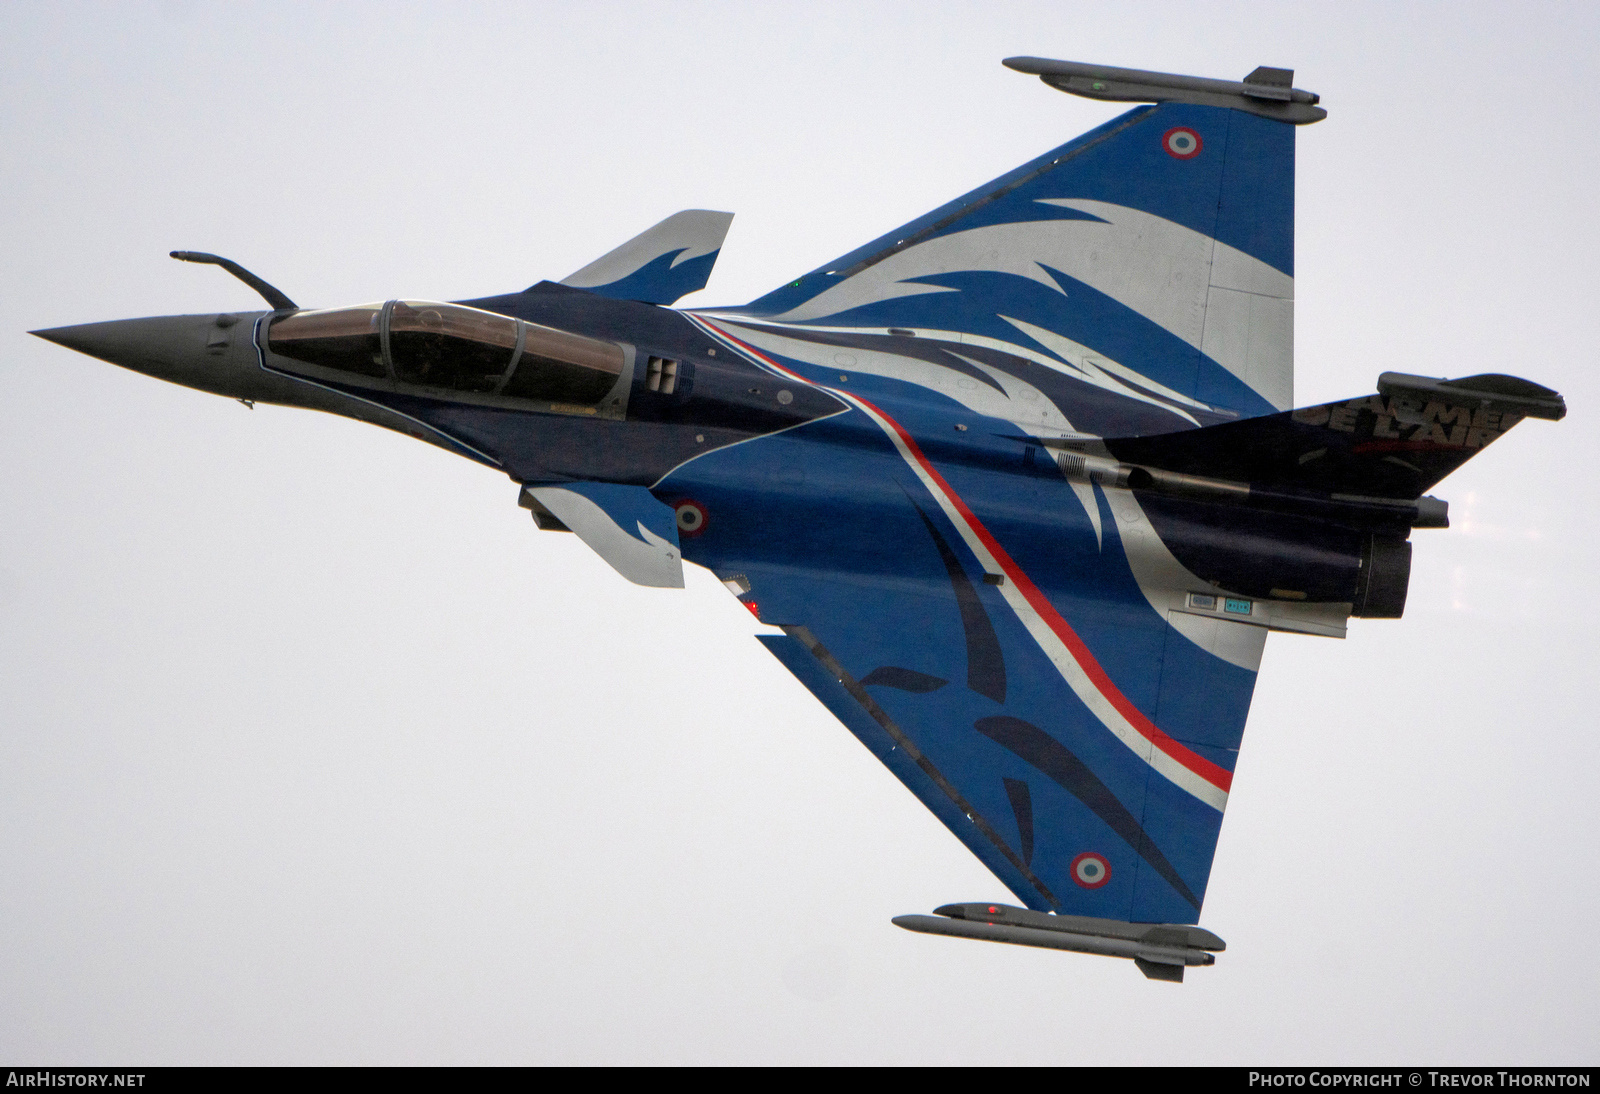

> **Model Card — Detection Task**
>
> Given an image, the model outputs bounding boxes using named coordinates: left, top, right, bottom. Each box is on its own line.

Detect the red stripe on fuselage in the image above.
left=694, top=317, right=1233, bottom=796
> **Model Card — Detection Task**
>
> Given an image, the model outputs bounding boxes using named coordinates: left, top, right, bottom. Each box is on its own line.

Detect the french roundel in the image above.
left=674, top=499, right=708, bottom=537
left=1163, top=127, right=1202, bottom=160
left=1071, top=851, right=1112, bottom=889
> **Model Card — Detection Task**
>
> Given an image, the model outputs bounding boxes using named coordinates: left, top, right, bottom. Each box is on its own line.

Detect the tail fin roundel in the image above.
left=737, top=60, right=1321, bottom=421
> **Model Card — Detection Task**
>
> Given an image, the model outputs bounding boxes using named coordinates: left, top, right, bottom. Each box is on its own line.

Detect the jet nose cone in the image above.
left=32, top=315, right=213, bottom=375
left=30, top=312, right=266, bottom=398
left=31, top=320, right=118, bottom=355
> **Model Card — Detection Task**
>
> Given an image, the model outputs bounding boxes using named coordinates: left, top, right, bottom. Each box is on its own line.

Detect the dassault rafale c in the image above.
left=33, top=58, right=1564, bottom=980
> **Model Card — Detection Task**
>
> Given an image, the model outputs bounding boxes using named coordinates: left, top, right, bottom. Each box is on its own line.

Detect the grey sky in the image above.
left=2, top=1, right=1596, bottom=1064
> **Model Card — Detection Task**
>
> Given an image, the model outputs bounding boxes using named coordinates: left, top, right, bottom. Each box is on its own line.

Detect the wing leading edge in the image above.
left=728, top=96, right=1300, bottom=421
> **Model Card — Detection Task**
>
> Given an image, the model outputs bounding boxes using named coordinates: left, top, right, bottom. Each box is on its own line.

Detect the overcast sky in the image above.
left=2, top=1, right=1597, bottom=1065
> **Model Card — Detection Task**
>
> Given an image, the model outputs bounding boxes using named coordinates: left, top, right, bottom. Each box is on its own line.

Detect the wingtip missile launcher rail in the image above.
left=1003, top=56, right=1327, bottom=125
left=894, top=903, right=1226, bottom=982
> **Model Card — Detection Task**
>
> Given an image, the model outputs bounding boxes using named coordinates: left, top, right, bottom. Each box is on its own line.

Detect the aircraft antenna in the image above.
left=170, top=251, right=298, bottom=311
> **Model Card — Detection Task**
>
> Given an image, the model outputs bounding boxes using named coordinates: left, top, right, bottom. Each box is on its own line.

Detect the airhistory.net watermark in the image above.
left=5, top=1074, right=145, bottom=1088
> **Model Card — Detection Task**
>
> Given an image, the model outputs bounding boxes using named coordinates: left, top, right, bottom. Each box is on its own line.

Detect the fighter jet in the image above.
left=32, top=58, right=1564, bottom=981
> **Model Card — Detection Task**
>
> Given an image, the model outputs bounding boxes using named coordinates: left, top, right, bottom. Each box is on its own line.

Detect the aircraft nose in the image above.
left=31, top=313, right=267, bottom=399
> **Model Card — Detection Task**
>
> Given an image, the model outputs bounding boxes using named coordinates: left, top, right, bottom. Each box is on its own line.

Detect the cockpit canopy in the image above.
left=267, top=301, right=626, bottom=406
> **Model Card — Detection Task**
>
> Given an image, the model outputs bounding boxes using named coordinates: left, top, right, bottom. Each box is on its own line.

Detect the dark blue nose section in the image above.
left=31, top=312, right=268, bottom=399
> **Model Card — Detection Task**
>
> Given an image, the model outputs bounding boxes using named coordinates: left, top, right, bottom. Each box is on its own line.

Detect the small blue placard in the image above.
left=1223, top=597, right=1252, bottom=615
left=1189, top=593, right=1216, bottom=610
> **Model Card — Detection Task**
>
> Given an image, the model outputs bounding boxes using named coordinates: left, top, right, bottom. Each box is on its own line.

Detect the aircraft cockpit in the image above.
left=264, top=301, right=630, bottom=415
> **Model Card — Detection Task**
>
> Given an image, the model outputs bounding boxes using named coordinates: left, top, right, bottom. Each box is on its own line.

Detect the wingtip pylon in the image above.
left=895, top=903, right=1223, bottom=980
left=1003, top=56, right=1327, bottom=124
